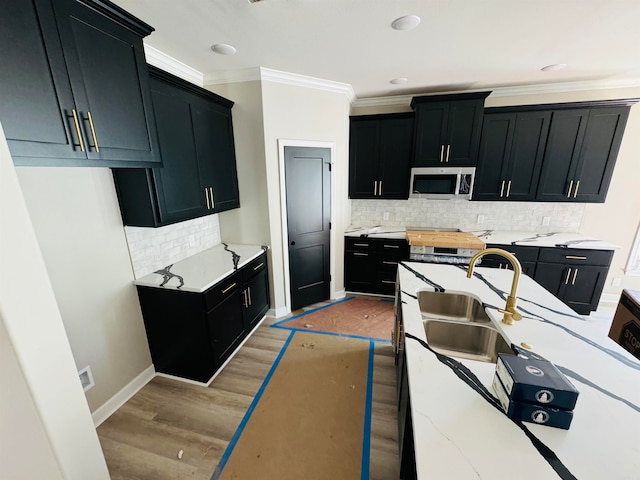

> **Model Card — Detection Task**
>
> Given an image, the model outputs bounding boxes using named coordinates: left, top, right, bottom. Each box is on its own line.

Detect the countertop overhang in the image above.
left=398, top=261, right=639, bottom=479
left=134, top=243, right=266, bottom=292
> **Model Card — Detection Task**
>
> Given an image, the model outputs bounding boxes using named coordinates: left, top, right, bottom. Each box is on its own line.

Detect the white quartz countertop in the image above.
left=345, top=225, right=619, bottom=250
left=398, top=261, right=640, bottom=480
left=134, top=244, right=266, bottom=293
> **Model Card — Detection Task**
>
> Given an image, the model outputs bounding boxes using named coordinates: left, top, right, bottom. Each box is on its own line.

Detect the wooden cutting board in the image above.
left=406, top=230, right=486, bottom=249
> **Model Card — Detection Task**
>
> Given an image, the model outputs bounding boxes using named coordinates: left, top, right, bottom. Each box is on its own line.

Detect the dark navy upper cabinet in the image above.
left=349, top=113, right=414, bottom=199
left=0, top=0, right=160, bottom=167
left=411, top=92, right=490, bottom=167
left=113, top=66, right=240, bottom=227
left=536, top=106, right=631, bottom=203
left=474, top=110, right=551, bottom=201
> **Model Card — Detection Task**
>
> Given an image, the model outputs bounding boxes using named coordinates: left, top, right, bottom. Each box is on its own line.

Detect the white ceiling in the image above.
left=113, top=0, right=640, bottom=99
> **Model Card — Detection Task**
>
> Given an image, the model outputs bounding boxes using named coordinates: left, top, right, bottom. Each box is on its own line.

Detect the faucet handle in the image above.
left=510, top=309, right=522, bottom=321
left=498, top=309, right=514, bottom=325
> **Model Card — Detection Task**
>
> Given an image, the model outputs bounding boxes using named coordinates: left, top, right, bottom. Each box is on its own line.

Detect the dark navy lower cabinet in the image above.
left=136, top=252, right=269, bottom=382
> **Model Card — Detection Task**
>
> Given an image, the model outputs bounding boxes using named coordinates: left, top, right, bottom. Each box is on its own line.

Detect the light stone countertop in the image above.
left=398, top=261, right=640, bottom=480
left=134, top=243, right=266, bottom=293
left=345, top=225, right=620, bottom=250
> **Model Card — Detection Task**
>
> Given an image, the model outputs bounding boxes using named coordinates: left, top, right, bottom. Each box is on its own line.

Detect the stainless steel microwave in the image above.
left=409, top=167, right=475, bottom=199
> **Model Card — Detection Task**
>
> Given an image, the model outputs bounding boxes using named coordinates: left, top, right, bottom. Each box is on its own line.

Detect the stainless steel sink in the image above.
left=418, top=290, right=490, bottom=323
left=424, top=320, right=513, bottom=363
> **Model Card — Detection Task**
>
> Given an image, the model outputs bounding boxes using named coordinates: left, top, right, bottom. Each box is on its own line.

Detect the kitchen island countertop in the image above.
left=134, top=243, right=266, bottom=293
left=398, top=261, right=639, bottom=479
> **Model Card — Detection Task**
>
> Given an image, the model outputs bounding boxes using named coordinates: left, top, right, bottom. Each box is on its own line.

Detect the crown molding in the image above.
left=143, top=44, right=203, bottom=86
left=259, top=68, right=356, bottom=102
left=352, top=77, right=640, bottom=108
left=203, top=68, right=262, bottom=85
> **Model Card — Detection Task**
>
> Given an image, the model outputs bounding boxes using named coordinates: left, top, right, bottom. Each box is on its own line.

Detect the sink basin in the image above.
left=424, top=320, right=513, bottom=363
left=418, top=290, right=490, bottom=323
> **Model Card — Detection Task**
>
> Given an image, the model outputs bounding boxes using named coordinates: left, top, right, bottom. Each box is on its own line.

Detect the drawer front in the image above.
left=204, top=270, right=242, bottom=311
left=537, top=248, right=613, bottom=266
left=242, top=252, right=267, bottom=282
left=345, top=237, right=375, bottom=251
left=378, top=239, right=409, bottom=258
left=486, top=244, right=539, bottom=262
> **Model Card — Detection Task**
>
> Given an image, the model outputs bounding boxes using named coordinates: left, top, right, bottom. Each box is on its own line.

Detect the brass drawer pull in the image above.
left=383, top=244, right=400, bottom=249
left=353, top=252, right=368, bottom=256
left=242, top=289, right=248, bottom=307
left=253, top=262, right=264, bottom=271
left=373, top=181, right=378, bottom=196
left=383, top=261, right=398, bottom=265
left=500, top=180, right=505, bottom=197
left=205, top=188, right=211, bottom=209
left=71, top=109, right=85, bottom=152
left=567, top=180, right=574, bottom=198
left=565, top=255, right=587, bottom=260
left=221, top=282, right=237, bottom=294
left=381, top=280, right=395, bottom=284
left=209, top=187, right=215, bottom=208
left=571, top=268, right=578, bottom=285
left=87, top=111, right=99, bottom=152
left=353, top=243, right=369, bottom=247
left=565, top=268, right=572, bottom=285
left=445, top=144, right=451, bottom=163
left=248, top=287, right=252, bottom=305
left=506, top=180, right=512, bottom=197
left=440, top=144, right=444, bottom=162
left=573, top=180, right=580, bottom=198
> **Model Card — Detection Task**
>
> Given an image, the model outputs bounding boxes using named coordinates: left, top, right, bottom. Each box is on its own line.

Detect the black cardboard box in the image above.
left=608, top=289, right=640, bottom=361
left=492, top=374, right=573, bottom=430
left=495, top=354, right=578, bottom=411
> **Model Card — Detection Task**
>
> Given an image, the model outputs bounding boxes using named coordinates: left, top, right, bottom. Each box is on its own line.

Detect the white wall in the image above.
left=15, top=167, right=153, bottom=413
left=0, top=125, right=109, bottom=479
left=260, top=80, right=352, bottom=312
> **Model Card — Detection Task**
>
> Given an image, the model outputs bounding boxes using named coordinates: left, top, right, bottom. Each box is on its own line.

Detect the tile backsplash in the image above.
left=351, top=199, right=584, bottom=232
left=124, top=215, right=221, bottom=278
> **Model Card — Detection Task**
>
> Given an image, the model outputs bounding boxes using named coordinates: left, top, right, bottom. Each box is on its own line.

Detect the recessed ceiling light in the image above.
left=541, top=63, right=567, bottom=72
left=391, top=15, right=421, bottom=31
left=211, top=44, right=237, bottom=55
left=390, top=77, right=408, bottom=85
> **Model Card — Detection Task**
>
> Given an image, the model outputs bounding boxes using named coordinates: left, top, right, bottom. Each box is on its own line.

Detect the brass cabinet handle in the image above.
left=565, top=268, right=572, bottom=285
left=440, top=144, right=445, bottom=162
left=353, top=252, right=368, bottom=256
left=221, top=282, right=236, bottom=294
left=242, top=289, right=247, bottom=308
left=71, top=109, right=85, bottom=152
left=353, top=243, right=369, bottom=247
left=86, top=111, right=99, bottom=152
left=253, top=262, right=264, bottom=271
left=373, top=181, right=378, bottom=196
left=248, top=287, right=252, bottom=306
left=571, top=268, right=578, bottom=285
left=500, top=180, right=505, bottom=197
left=445, top=144, right=451, bottom=163
left=382, top=261, right=398, bottom=265
left=398, top=325, right=405, bottom=351
left=209, top=187, right=215, bottom=208
left=506, top=180, right=512, bottom=198
left=381, top=280, right=395, bottom=284
left=573, top=180, right=580, bottom=198
left=567, top=180, right=574, bottom=198
left=379, top=180, right=383, bottom=195
left=205, top=188, right=211, bottom=209
left=383, top=244, right=400, bottom=249
left=565, top=255, right=587, bottom=260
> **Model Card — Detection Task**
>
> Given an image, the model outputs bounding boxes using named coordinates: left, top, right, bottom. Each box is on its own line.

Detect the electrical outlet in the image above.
left=477, top=215, right=485, bottom=224
left=188, top=234, right=196, bottom=247
left=78, top=366, right=95, bottom=392
left=383, top=212, right=390, bottom=221
left=542, top=216, right=551, bottom=226
left=612, top=277, right=622, bottom=287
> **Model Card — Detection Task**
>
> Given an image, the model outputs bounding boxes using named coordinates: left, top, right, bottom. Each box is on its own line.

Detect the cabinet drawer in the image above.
left=204, top=270, right=242, bottom=311
left=537, top=248, right=613, bottom=266
left=486, top=244, right=539, bottom=262
left=345, top=237, right=375, bottom=251
left=378, top=240, right=409, bottom=256
left=242, top=252, right=267, bottom=282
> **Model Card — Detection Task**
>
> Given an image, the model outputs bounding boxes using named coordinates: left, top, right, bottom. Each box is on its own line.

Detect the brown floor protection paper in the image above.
left=217, top=331, right=370, bottom=480
left=278, top=297, right=394, bottom=341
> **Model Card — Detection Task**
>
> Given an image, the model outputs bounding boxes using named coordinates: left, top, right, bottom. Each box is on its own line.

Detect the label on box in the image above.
left=492, top=374, right=573, bottom=430
left=496, top=354, right=578, bottom=411
left=609, top=290, right=640, bottom=361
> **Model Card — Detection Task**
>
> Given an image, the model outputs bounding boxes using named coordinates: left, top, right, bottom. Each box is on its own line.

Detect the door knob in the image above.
left=290, top=241, right=296, bottom=246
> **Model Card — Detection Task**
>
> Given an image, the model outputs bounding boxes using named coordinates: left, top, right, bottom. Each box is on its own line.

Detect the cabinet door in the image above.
left=0, top=0, right=85, bottom=163
left=208, top=289, right=246, bottom=366
left=52, top=0, right=160, bottom=166
left=445, top=99, right=485, bottom=166
left=345, top=250, right=377, bottom=292
left=243, top=267, right=270, bottom=330
left=378, top=117, right=413, bottom=199
left=192, top=99, right=240, bottom=213
left=149, top=82, right=207, bottom=224
left=572, top=106, right=629, bottom=203
left=474, top=113, right=514, bottom=200
left=412, top=102, right=448, bottom=166
left=536, top=109, right=589, bottom=201
left=533, top=262, right=566, bottom=297
left=503, top=111, right=551, bottom=201
left=558, top=265, right=609, bottom=314
left=349, top=120, right=380, bottom=198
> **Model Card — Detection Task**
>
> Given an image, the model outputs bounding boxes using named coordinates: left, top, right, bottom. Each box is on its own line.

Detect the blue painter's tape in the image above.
left=271, top=324, right=391, bottom=343
left=210, top=330, right=296, bottom=480
left=361, top=340, right=375, bottom=480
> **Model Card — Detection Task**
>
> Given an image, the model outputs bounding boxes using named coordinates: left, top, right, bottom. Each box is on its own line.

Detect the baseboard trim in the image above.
left=92, top=364, right=155, bottom=427
left=268, top=305, right=289, bottom=318
left=333, top=289, right=346, bottom=300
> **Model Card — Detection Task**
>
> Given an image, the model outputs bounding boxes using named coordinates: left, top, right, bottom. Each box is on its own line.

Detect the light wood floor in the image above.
left=97, top=299, right=400, bottom=480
